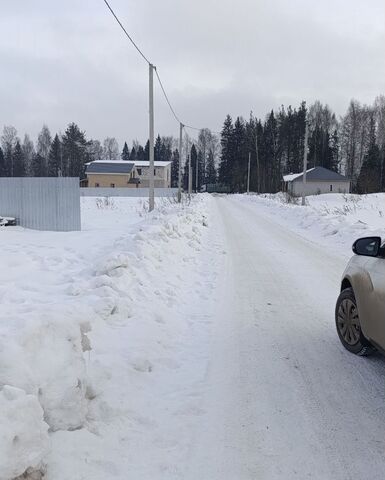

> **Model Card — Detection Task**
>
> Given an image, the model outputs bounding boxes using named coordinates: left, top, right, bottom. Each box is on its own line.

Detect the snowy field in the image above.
left=1, top=192, right=385, bottom=479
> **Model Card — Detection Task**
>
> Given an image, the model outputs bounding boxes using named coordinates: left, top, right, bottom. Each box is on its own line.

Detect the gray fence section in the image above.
left=0, top=178, right=81, bottom=231
left=80, top=187, right=178, bottom=198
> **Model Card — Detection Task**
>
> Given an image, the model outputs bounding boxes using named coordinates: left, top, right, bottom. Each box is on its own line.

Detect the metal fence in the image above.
left=0, top=178, right=81, bottom=231
left=80, top=187, right=178, bottom=197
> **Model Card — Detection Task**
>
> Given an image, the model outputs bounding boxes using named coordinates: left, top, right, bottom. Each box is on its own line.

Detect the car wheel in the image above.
left=335, top=288, right=375, bottom=356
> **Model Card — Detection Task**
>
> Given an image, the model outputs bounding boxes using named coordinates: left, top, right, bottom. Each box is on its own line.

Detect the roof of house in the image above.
left=86, top=160, right=172, bottom=168
left=86, top=161, right=135, bottom=174
left=283, top=166, right=349, bottom=183
left=283, top=168, right=315, bottom=182
left=134, top=161, right=172, bottom=167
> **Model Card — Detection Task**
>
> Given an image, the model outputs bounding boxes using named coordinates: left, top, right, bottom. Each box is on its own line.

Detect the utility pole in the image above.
left=301, top=120, right=309, bottom=206
left=149, top=63, right=155, bottom=211
left=247, top=152, right=251, bottom=194
left=177, top=122, right=183, bottom=203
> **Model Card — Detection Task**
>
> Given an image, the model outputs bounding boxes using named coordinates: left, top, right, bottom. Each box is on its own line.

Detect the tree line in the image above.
left=218, top=96, right=385, bottom=194
left=1, top=95, right=384, bottom=194
left=0, top=123, right=219, bottom=190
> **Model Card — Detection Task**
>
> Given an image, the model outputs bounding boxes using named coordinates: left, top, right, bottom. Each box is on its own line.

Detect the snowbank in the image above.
left=235, top=192, right=385, bottom=257
left=0, top=386, right=49, bottom=480
left=0, top=195, right=213, bottom=479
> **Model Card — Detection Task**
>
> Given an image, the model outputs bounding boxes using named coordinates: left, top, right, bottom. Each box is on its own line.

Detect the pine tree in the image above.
left=48, top=134, right=62, bottom=176
left=0, top=147, right=6, bottom=176
left=154, top=135, right=162, bottom=161
left=205, top=150, right=217, bottom=184
left=129, top=146, right=137, bottom=160
left=330, top=129, right=340, bottom=172
left=136, top=145, right=145, bottom=160
left=31, top=153, right=45, bottom=177
left=62, top=123, right=88, bottom=177
left=171, top=149, right=179, bottom=187
left=357, top=116, right=381, bottom=193
left=13, top=140, right=25, bottom=177
left=219, top=115, right=234, bottom=187
left=190, top=144, right=198, bottom=192
left=232, top=117, right=247, bottom=192
left=183, top=155, right=189, bottom=191
left=121, top=142, right=130, bottom=160
left=144, top=140, right=150, bottom=161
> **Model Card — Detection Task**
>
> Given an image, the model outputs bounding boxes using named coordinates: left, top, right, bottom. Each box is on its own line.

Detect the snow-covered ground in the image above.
left=1, top=192, right=385, bottom=479
left=235, top=192, right=385, bottom=257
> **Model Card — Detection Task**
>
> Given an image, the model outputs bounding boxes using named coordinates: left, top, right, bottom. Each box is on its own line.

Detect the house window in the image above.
left=137, top=168, right=142, bottom=175
left=110, top=183, right=115, bottom=188
left=95, top=183, right=100, bottom=187
left=154, top=169, right=156, bottom=176
left=330, top=184, right=333, bottom=192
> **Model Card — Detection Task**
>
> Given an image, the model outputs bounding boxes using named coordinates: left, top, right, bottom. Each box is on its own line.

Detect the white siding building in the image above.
left=134, top=161, right=172, bottom=188
left=283, top=167, right=350, bottom=197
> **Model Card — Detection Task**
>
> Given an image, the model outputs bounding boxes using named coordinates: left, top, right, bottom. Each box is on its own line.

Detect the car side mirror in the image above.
left=352, top=236, right=382, bottom=257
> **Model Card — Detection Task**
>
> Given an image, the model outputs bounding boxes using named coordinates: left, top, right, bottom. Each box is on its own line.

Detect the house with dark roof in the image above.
left=85, top=161, right=140, bottom=188
left=283, top=166, right=350, bottom=196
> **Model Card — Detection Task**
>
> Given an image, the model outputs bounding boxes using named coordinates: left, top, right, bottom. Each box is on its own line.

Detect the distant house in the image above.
left=85, top=161, right=139, bottom=188
left=134, top=161, right=171, bottom=188
left=283, top=167, right=350, bottom=197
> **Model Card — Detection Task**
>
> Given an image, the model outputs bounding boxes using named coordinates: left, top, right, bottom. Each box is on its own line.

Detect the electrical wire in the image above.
left=103, top=0, right=150, bottom=65
left=102, top=0, right=220, bottom=136
left=154, top=68, right=182, bottom=125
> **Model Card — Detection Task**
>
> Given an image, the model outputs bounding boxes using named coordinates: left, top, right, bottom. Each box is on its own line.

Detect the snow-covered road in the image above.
left=190, top=195, right=385, bottom=479
left=2, top=193, right=385, bottom=479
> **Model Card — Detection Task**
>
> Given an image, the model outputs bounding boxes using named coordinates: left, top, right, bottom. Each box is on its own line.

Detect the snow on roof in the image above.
left=134, top=161, right=172, bottom=167
left=86, top=160, right=172, bottom=167
left=283, top=166, right=349, bottom=183
left=283, top=168, right=315, bottom=182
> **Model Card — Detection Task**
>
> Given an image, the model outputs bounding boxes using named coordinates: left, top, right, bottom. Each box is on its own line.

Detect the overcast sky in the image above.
left=0, top=0, right=384, bottom=146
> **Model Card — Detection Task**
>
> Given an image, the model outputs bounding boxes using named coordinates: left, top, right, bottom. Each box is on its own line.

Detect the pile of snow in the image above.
left=236, top=192, right=385, bottom=257
left=0, top=195, right=214, bottom=479
left=0, top=386, right=49, bottom=480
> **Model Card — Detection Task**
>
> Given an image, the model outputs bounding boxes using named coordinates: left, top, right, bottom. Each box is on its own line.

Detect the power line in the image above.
left=184, top=123, right=221, bottom=136
left=155, top=69, right=221, bottom=135
left=154, top=68, right=182, bottom=125
left=102, top=0, right=221, bottom=136
left=102, top=0, right=150, bottom=65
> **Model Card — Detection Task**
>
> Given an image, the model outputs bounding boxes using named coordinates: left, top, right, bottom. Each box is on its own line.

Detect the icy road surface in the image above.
left=189, top=195, right=385, bottom=480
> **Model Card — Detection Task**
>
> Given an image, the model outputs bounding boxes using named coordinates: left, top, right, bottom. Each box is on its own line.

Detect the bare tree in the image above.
left=1, top=125, right=18, bottom=175
left=88, top=139, right=104, bottom=161
left=37, top=125, right=52, bottom=175
left=22, top=134, right=35, bottom=176
left=103, top=137, right=120, bottom=160
left=340, top=100, right=372, bottom=182
left=374, top=95, right=385, bottom=186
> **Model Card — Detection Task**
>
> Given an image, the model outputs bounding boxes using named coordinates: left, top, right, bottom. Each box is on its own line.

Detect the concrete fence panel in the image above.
left=0, top=178, right=81, bottom=231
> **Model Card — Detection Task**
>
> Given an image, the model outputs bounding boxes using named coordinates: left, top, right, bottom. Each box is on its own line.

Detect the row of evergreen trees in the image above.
left=0, top=124, right=219, bottom=191
left=218, top=96, right=385, bottom=194
left=2, top=96, right=384, bottom=194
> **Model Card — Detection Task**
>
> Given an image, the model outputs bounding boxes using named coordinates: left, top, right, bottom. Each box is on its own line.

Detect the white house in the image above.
left=85, top=160, right=172, bottom=188
left=283, top=166, right=350, bottom=197
left=134, top=161, right=172, bottom=188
